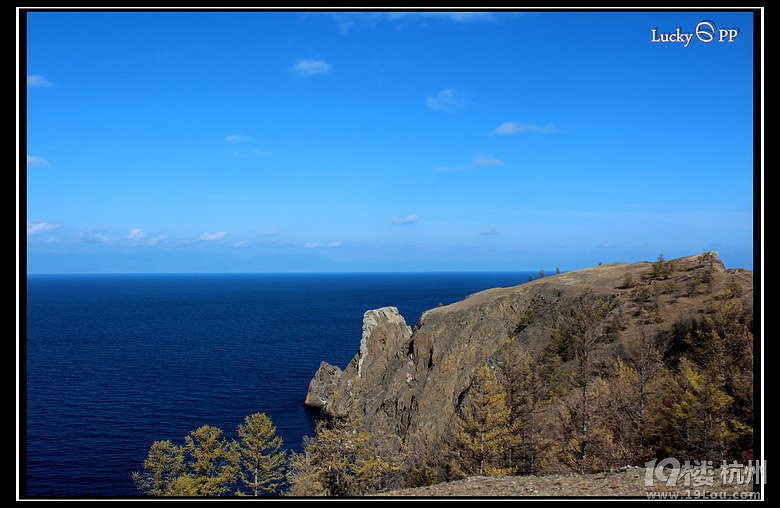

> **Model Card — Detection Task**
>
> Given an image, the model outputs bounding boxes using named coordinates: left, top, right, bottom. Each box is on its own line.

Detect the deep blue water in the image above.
left=25, top=272, right=531, bottom=497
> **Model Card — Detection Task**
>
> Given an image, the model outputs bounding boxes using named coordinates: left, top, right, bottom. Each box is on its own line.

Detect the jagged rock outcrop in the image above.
left=304, top=361, right=343, bottom=409
left=304, top=307, right=413, bottom=426
left=304, top=252, right=752, bottom=454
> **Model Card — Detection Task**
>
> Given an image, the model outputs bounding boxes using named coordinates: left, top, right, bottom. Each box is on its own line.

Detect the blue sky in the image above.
left=24, top=10, right=756, bottom=273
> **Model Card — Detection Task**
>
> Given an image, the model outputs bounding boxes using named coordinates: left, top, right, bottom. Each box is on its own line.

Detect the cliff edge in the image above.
left=304, top=252, right=753, bottom=460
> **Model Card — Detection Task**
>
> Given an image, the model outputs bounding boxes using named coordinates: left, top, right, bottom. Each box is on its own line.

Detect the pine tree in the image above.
left=606, top=329, right=670, bottom=461
left=184, top=425, right=239, bottom=496
left=132, top=439, right=188, bottom=496
left=551, top=291, right=615, bottom=473
left=287, top=416, right=402, bottom=496
left=286, top=449, right=327, bottom=496
left=454, top=364, right=519, bottom=477
left=676, top=298, right=753, bottom=459
left=500, top=341, right=547, bottom=474
left=236, top=413, right=286, bottom=496
left=671, top=358, right=734, bottom=461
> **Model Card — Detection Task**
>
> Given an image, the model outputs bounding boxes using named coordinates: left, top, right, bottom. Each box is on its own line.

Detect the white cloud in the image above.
left=437, top=154, right=503, bottom=173
left=303, top=240, right=342, bottom=249
left=127, top=228, right=144, bottom=239
left=27, top=222, right=60, bottom=236
left=126, top=228, right=165, bottom=246
left=233, top=240, right=250, bottom=248
left=200, top=231, right=228, bottom=241
left=481, top=228, right=499, bottom=236
left=225, top=134, right=251, bottom=143
left=27, top=75, right=54, bottom=87
left=491, top=122, right=557, bottom=135
left=291, top=59, right=333, bottom=76
left=143, top=235, right=165, bottom=246
left=27, top=155, right=51, bottom=168
left=426, top=88, right=467, bottom=111
left=388, top=214, right=419, bottom=225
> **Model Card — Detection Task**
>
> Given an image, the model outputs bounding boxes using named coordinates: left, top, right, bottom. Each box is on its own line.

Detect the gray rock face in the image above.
left=304, top=307, right=413, bottom=427
left=303, top=361, right=342, bottom=409
left=304, top=252, right=752, bottom=453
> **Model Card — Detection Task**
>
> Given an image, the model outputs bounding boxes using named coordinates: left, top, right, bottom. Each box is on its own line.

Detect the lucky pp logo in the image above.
left=651, top=20, right=739, bottom=48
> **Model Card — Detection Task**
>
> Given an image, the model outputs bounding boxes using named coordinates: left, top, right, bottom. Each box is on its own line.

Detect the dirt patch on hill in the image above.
left=379, top=468, right=759, bottom=498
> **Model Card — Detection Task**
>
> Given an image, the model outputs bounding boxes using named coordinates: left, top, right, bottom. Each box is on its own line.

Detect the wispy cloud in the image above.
left=333, top=11, right=501, bottom=32
left=491, top=122, right=557, bottom=135
left=437, top=153, right=503, bottom=173
left=225, top=134, right=251, bottom=143
left=230, top=230, right=281, bottom=246
left=27, top=75, right=55, bottom=87
left=426, top=88, right=467, bottom=112
left=143, top=236, right=165, bottom=246
left=481, top=228, right=499, bottom=236
left=387, top=11, right=497, bottom=23
left=471, top=153, right=503, bottom=168
left=127, top=228, right=165, bottom=246
left=76, top=230, right=116, bottom=243
left=388, top=214, right=419, bottom=225
left=303, top=240, right=342, bottom=249
left=291, top=59, right=333, bottom=76
left=27, top=155, right=51, bottom=168
left=201, top=231, right=228, bottom=241
left=27, top=222, right=60, bottom=236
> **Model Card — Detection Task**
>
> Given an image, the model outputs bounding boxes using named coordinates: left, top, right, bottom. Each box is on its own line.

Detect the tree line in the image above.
left=134, top=412, right=405, bottom=496
left=132, top=413, right=285, bottom=496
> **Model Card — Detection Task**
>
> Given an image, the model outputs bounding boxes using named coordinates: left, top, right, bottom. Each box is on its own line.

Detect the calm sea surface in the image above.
left=25, top=272, right=531, bottom=497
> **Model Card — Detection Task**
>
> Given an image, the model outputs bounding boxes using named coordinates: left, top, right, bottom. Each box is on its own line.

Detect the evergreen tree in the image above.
left=287, top=416, right=402, bottom=496
left=286, top=449, right=327, bottom=496
left=454, top=364, right=519, bottom=477
left=552, top=291, right=615, bottom=473
left=500, top=342, right=547, bottom=474
left=132, top=440, right=188, bottom=496
left=236, top=413, right=286, bottom=496
left=674, top=298, right=753, bottom=459
left=671, top=358, right=734, bottom=461
left=607, top=329, right=670, bottom=461
left=184, top=425, right=239, bottom=496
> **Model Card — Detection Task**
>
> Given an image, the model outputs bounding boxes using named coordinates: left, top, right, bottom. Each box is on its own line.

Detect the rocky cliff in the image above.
left=304, top=252, right=753, bottom=455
